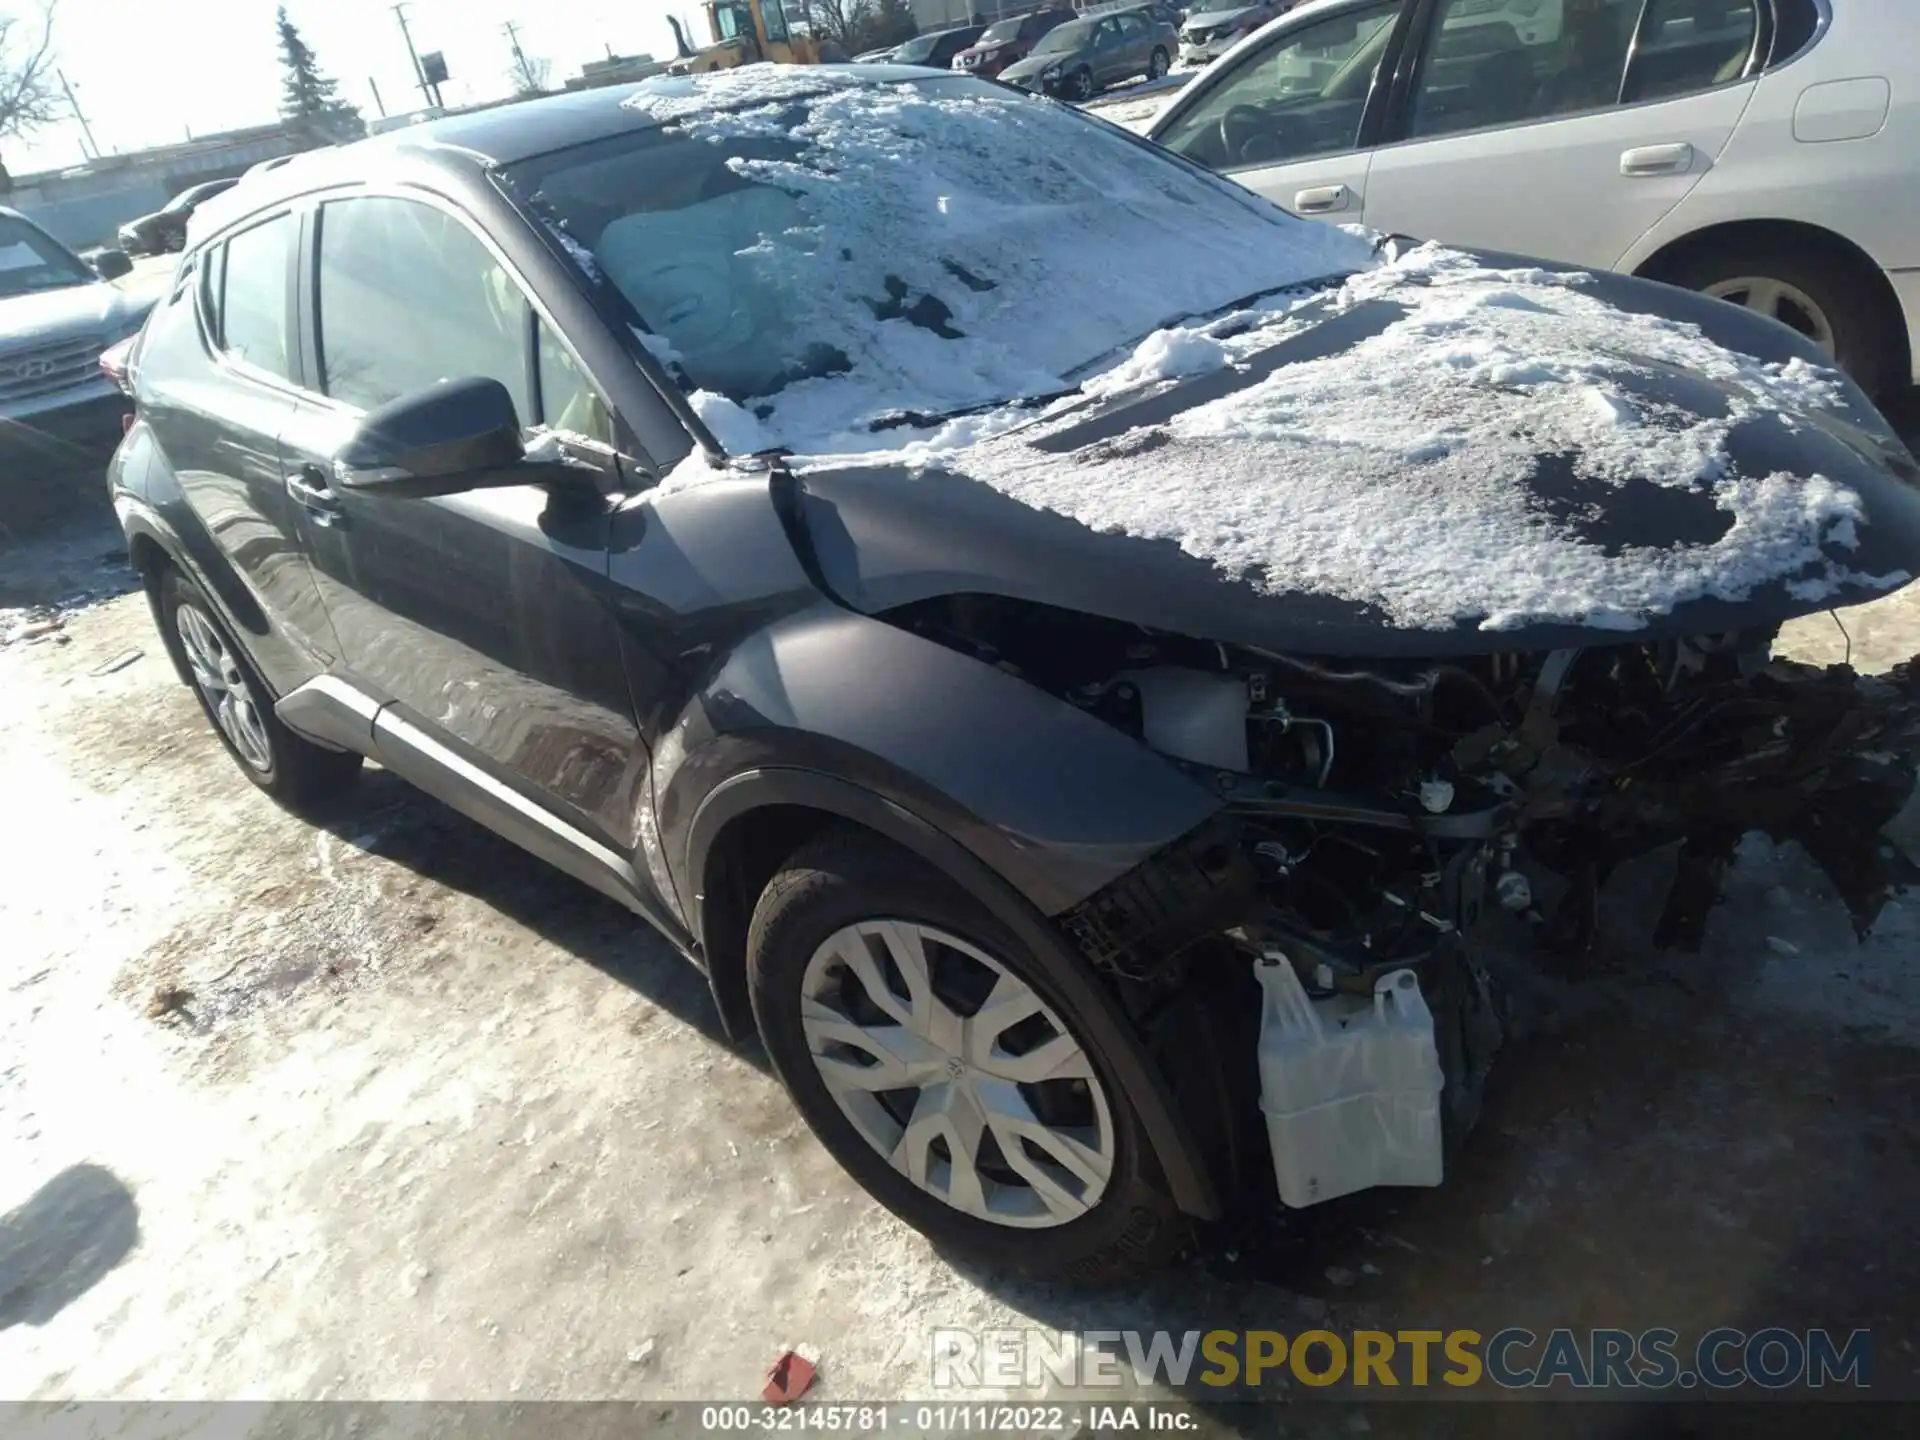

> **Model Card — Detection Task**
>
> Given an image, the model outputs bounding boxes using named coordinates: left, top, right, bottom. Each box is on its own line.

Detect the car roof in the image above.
left=362, top=66, right=936, bottom=169
left=198, top=67, right=953, bottom=234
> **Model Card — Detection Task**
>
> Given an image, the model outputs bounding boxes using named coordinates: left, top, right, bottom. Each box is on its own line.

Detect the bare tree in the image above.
left=508, top=49, right=550, bottom=96
left=0, top=3, right=59, bottom=143
left=806, top=0, right=865, bottom=48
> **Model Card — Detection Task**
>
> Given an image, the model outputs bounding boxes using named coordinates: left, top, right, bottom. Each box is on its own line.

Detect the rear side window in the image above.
left=217, top=214, right=296, bottom=380
left=1409, top=0, right=1640, bottom=139
left=1769, top=0, right=1821, bottom=63
left=1155, top=2, right=1399, bottom=170
left=1624, top=0, right=1758, bottom=104
left=315, top=195, right=533, bottom=420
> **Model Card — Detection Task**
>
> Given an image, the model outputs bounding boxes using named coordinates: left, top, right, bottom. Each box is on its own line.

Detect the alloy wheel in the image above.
left=175, top=602, right=272, bottom=773
left=1149, top=48, right=1168, bottom=79
left=1702, top=275, right=1837, bottom=357
left=1071, top=67, right=1094, bottom=101
left=800, top=919, right=1116, bottom=1228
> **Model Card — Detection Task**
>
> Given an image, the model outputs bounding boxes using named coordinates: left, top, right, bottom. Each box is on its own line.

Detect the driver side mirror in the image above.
left=334, top=377, right=591, bottom=499
left=91, top=248, right=133, bottom=281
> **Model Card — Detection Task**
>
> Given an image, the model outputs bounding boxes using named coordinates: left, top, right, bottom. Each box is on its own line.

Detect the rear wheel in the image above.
left=157, top=567, right=363, bottom=811
left=1148, top=46, right=1169, bottom=79
left=1664, top=237, right=1902, bottom=397
left=747, top=829, right=1189, bottom=1283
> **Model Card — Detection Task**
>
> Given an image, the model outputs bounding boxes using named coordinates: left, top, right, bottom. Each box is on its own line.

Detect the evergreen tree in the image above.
left=276, top=8, right=363, bottom=144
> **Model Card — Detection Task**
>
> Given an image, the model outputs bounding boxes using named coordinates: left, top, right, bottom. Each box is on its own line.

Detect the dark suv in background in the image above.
left=950, top=9, right=1077, bottom=78
left=117, top=177, right=240, bottom=256
left=0, top=206, right=146, bottom=528
left=888, top=23, right=986, bottom=69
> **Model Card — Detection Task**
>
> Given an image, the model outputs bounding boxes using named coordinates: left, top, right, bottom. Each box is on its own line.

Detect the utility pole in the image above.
left=390, top=3, right=432, bottom=106
left=504, top=20, right=536, bottom=92
left=56, top=70, right=100, bottom=160
left=368, top=76, right=387, bottom=117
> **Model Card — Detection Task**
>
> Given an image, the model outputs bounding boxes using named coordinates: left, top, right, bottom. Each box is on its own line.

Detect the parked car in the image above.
left=1001, top=9, right=1177, bottom=97
left=1178, top=0, right=1288, bottom=64
left=889, top=23, right=986, bottom=70
left=1123, top=0, right=1191, bottom=35
left=1150, top=0, right=1920, bottom=396
left=952, top=9, right=1077, bottom=79
left=115, top=178, right=241, bottom=256
left=110, top=67, right=1920, bottom=1282
left=0, top=206, right=148, bottom=526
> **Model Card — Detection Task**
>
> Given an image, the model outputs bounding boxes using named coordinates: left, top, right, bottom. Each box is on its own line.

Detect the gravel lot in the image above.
left=4, top=503, right=1920, bottom=1428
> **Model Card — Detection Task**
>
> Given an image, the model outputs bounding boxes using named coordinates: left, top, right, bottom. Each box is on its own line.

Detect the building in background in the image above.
left=5, top=121, right=311, bottom=250
left=910, top=0, right=1031, bottom=31
left=566, top=52, right=671, bottom=89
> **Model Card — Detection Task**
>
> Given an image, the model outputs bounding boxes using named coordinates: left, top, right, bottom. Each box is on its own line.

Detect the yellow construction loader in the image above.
left=666, top=0, right=825, bottom=73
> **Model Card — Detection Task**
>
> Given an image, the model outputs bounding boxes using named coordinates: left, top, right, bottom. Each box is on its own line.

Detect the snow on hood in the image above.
left=612, top=68, right=1373, bottom=448
left=956, top=246, right=1905, bottom=633
left=687, top=243, right=1901, bottom=636
left=614, top=71, right=1904, bottom=637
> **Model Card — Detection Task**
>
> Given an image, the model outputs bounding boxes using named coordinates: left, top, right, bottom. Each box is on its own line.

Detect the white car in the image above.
left=1178, top=1, right=1289, bottom=64
left=1149, top=0, right=1920, bottom=395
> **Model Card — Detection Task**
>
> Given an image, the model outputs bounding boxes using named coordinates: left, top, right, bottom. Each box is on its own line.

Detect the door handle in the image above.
left=1293, top=184, right=1351, bottom=215
left=1620, top=143, right=1695, bottom=177
left=285, top=468, right=344, bottom=526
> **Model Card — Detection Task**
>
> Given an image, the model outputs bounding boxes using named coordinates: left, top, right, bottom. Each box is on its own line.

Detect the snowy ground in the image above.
left=4, top=509, right=1920, bottom=1419
left=1080, top=68, right=1196, bottom=134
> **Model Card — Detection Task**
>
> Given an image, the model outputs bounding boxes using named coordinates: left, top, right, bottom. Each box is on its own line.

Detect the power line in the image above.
left=56, top=69, right=99, bottom=160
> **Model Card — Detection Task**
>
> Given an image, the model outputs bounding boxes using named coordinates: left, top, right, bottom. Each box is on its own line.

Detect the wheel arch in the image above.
left=1632, top=217, right=1912, bottom=382
left=117, top=505, right=195, bottom=686
left=686, top=768, right=1222, bottom=1220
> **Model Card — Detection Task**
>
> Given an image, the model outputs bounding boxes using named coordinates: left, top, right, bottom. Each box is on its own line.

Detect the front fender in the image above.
left=657, top=602, right=1224, bottom=919
left=683, top=764, right=1221, bottom=1220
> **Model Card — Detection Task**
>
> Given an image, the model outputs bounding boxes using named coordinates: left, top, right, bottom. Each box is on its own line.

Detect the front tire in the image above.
left=1068, top=65, right=1095, bottom=102
left=747, top=829, right=1189, bottom=1283
left=157, top=567, right=363, bottom=812
left=1664, top=237, right=1902, bottom=397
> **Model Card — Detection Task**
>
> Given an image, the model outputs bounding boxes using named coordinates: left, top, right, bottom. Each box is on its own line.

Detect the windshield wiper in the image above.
left=1061, top=273, right=1346, bottom=385
left=865, top=386, right=1079, bottom=435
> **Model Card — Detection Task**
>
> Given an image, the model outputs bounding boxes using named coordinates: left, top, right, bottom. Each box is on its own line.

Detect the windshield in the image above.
left=978, top=18, right=1024, bottom=43
left=0, top=215, right=95, bottom=299
left=891, top=31, right=949, bottom=62
left=506, top=72, right=1370, bottom=452
left=1032, top=20, right=1093, bottom=53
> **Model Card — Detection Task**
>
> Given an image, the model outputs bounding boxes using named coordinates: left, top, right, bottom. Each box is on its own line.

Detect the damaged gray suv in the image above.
left=110, top=67, right=1920, bottom=1282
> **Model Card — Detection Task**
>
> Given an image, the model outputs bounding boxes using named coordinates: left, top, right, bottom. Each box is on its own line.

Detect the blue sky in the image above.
left=9, top=0, right=689, bottom=174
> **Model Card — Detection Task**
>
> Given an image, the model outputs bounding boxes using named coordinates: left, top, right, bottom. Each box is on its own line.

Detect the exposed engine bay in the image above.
left=883, top=592, right=1920, bottom=1206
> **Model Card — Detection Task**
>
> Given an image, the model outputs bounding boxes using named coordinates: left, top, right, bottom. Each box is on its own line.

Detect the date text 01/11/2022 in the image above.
left=696, top=1404, right=1197, bottom=1432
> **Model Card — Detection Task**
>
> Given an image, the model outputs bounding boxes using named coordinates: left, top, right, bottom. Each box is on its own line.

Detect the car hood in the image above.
left=1184, top=6, right=1262, bottom=30
left=0, top=280, right=150, bottom=350
left=786, top=249, right=1920, bottom=658
left=1000, top=52, right=1069, bottom=81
